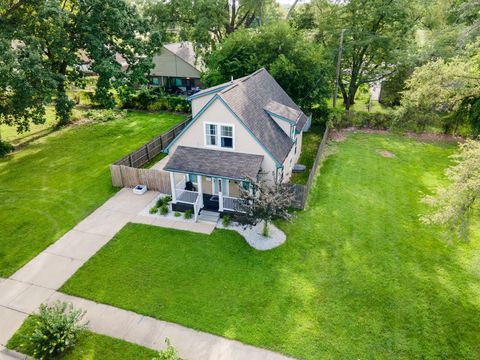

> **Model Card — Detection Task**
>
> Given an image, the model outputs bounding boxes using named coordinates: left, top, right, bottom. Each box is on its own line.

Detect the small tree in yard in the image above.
left=421, top=140, right=480, bottom=243
left=30, top=301, right=86, bottom=359
left=238, top=177, right=295, bottom=237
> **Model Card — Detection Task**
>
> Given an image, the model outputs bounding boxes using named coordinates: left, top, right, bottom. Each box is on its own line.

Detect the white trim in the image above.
left=203, top=122, right=235, bottom=151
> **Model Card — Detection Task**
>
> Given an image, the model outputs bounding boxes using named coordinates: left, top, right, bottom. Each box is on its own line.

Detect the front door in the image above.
left=212, top=178, right=229, bottom=196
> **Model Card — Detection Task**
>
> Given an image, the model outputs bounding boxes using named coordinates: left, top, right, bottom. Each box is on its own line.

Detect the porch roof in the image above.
left=164, top=146, right=263, bottom=180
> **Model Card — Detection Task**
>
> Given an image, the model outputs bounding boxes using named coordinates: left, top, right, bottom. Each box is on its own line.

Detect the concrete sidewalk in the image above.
left=0, top=188, right=292, bottom=359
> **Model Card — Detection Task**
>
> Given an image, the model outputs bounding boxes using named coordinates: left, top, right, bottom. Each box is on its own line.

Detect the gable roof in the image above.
left=215, top=68, right=307, bottom=163
left=164, top=42, right=204, bottom=72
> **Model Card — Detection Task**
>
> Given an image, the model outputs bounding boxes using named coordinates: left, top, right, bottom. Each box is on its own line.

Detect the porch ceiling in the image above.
left=164, top=146, right=263, bottom=180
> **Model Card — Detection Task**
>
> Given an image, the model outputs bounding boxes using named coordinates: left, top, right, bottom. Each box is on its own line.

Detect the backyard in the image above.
left=60, top=132, right=480, bottom=359
left=0, top=111, right=185, bottom=277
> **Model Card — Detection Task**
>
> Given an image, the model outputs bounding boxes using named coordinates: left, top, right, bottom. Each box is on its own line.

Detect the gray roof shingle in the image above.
left=164, top=146, right=263, bottom=180
left=217, top=68, right=307, bottom=163
left=164, top=42, right=204, bottom=72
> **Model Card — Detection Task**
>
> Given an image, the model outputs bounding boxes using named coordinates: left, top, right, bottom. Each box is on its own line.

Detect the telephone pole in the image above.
left=332, top=28, right=345, bottom=108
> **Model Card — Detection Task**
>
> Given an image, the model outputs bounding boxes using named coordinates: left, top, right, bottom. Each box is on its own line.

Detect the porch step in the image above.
left=198, top=210, right=220, bottom=224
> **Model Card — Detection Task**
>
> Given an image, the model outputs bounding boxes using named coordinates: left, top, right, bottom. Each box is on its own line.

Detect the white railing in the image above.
left=175, top=189, right=199, bottom=204
left=222, top=195, right=245, bottom=212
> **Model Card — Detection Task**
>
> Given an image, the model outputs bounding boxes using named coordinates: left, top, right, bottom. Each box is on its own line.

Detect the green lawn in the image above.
left=290, top=125, right=324, bottom=184
left=0, top=111, right=184, bottom=277
left=61, top=132, right=480, bottom=359
left=7, top=315, right=158, bottom=360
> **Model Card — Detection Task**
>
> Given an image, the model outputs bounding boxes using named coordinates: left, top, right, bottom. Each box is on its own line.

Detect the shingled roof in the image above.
left=164, top=146, right=263, bottom=180
left=164, top=42, right=204, bottom=72
left=212, top=68, right=308, bottom=163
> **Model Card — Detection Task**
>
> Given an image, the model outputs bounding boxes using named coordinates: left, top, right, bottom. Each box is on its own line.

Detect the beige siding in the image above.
left=169, top=98, right=279, bottom=183
left=191, top=93, right=216, bottom=117
left=282, top=131, right=303, bottom=182
left=150, top=47, right=201, bottom=78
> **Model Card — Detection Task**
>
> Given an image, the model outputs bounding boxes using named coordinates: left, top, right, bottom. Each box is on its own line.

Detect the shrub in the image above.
left=155, top=198, right=165, bottom=208
left=164, top=195, right=172, bottom=203
left=174, top=211, right=181, bottom=217
left=222, top=215, right=231, bottom=227
left=160, top=204, right=169, bottom=215
left=184, top=209, right=193, bottom=219
left=30, top=302, right=86, bottom=360
left=149, top=207, right=158, bottom=214
left=0, top=140, right=14, bottom=157
left=154, top=338, right=181, bottom=360
left=85, top=109, right=125, bottom=122
left=328, top=110, right=394, bottom=130
left=121, top=87, right=191, bottom=113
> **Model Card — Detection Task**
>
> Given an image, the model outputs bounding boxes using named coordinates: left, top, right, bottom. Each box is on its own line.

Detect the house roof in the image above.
left=164, top=42, right=204, bottom=72
left=164, top=146, right=264, bottom=180
left=214, top=68, right=307, bottom=163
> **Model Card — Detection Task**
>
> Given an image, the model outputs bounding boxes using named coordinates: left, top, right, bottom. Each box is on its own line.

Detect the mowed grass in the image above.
left=7, top=315, right=158, bottom=360
left=290, top=125, right=324, bottom=184
left=0, top=111, right=184, bottom=277
left=61, top=133, right=480, bottom=359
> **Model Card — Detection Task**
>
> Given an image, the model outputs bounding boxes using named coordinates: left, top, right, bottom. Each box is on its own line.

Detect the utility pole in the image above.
left=332, top=28, right=345, bottom=108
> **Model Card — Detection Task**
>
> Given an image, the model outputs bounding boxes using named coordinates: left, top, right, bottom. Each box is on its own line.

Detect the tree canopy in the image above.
left=203, top=22, right=330, bottom=109
left=0, top=0, right=159, bottom=130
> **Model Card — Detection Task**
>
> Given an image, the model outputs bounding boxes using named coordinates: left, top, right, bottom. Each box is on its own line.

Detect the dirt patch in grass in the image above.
left=376, top=149, right=396, bottom=158
left=329, top=129, right=347, bottom=142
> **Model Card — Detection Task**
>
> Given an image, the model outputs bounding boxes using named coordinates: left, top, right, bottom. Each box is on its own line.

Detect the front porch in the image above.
left=163, top=146, right=264, bottom=222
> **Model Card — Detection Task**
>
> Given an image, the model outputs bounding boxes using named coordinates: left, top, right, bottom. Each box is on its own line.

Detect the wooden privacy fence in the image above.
left=110, top=165, right=171, bottom=193
left=110, top=117, right=191, bottom=192
left=114, top=117, right=192, bottom=168
left=289, top=126, right=330, bottom=209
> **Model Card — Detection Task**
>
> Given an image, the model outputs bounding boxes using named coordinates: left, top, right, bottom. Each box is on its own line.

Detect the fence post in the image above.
left=128, top=154, right=133, bottom=167
left=145, top=144, right=150, bottom=162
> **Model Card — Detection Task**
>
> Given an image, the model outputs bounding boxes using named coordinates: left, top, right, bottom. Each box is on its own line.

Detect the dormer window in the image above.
left=204, top=123, right=234, bottom=149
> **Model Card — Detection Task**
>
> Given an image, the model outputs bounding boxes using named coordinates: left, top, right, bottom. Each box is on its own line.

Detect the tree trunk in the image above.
left=262, top=220, right=269, bottom=237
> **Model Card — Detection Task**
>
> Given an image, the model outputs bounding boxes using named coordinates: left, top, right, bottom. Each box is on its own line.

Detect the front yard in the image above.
left=60, top=132, right=480, bottom=359
left=0, top=111, right=185, bottom=277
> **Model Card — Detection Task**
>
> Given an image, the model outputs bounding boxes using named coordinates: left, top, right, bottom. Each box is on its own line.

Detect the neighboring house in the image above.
left=150, top=42, right=204, bottom=94
left=158, top=68, right=311, bottom=215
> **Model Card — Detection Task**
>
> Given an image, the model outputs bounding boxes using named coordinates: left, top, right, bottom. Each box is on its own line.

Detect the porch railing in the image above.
left=222, top=195, right=245, bottom=212
left=175, top=189, right=198, bottom=204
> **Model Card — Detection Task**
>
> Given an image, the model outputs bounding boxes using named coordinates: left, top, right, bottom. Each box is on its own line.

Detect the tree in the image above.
left=147, top=0, right=278, bottom=51
left=304, top=0, right=416, bottom=110
left=0, top=0, right=158, bottom=130
left=203, top=23, right=331, bottom=109
left=421, top=140, right=480, bottom=242
left=395, top=56, right=480, bottom=134
left=237, top=176, right=294, bottom=237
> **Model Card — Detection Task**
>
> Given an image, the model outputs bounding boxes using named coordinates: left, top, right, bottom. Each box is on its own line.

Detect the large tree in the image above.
left=203, top=23, right=331, bottom=109
left=0, top=0, right=159, bottom=130
left=147, top=0, right=279, bottom=51
left=299, top=0, right=416, bottom=110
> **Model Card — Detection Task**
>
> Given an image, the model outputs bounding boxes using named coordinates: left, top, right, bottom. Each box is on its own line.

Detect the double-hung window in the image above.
left=205, top=124, right=217, bottom=146
left=220, top=125, right=233, bottom=148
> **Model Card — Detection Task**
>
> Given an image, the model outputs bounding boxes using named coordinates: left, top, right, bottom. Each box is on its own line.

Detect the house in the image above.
left=157, top=68, right=310, bottom=216
left=150, top=42, right=204, bottom=95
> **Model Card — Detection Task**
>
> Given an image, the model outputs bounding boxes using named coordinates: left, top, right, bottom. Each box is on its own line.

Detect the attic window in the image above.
left=221, top=125, right=233, bottom=148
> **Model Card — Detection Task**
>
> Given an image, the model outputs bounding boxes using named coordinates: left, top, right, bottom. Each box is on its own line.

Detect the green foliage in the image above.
left=164, top=195, right=172, bottom=203
left=160, top=204, right=169, bottom=215
left=29, top=302, right=86, bottom=359
left=203, top=23, right=330, bottom=110
left=8, top=315, right=158, bottom=360
left=184, top=209, right=193, bottom=219
left=422, top=140, right=480, bottom=242
left=0, top=0, right=159, bottom=130
left=150, top=207, right=158, bottom=214
left=329, top=110, right=394, bottom=130
left=122, top=87, right=191, bottom=113
left=153, top=338, right=182, bottom=360
left=222, top=215, right=231, bottom=227
left=174, top=212, right=181, bottom=217
left=85, top=109, right=126, bottom=123
left=0, top=139, right=14, bottom=157
left=379, top=66, right=413, bottom=107
left=155, top=196, right=172, bottom=208
left=303, top=0, right=416, bottom=109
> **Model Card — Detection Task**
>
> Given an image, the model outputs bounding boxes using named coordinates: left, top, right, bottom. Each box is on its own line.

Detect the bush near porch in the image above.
left=0, top=111, right=185, bottom=277
left=61, top=132, right=480, bottom=359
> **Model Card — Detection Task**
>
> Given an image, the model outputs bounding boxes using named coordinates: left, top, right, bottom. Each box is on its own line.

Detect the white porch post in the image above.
left=219, top=191, right=224, bottom=212
left=194, top=202, right=198, bottom=222
left=169, top=172, right=177, bottom=203
left=197, top=175, right=204, bottom=208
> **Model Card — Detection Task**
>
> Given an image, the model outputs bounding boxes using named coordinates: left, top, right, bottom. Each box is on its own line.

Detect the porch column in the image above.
left=219, top=191, right=224, bottom=212
left=197, top=175, right=204, bottom=208
left=169, top=172, right=177, bottom=203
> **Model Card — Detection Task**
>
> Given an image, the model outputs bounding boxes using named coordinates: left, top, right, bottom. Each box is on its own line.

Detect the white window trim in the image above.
left=203, top=122, right=235, bottom=150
